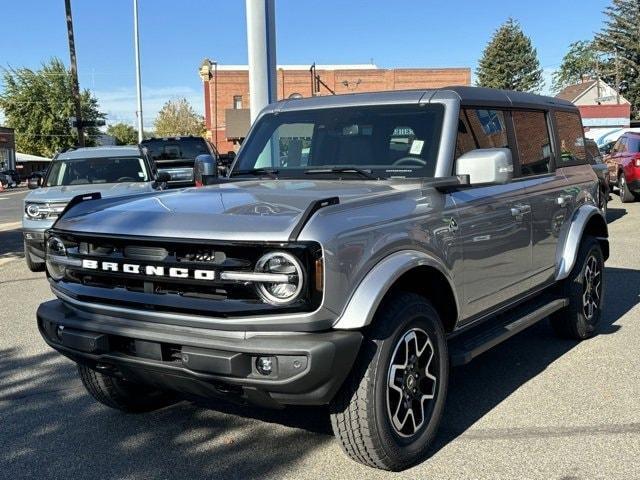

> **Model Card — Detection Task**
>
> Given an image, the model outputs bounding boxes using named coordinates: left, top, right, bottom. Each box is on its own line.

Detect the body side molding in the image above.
left=333, top=250, right=459, bottom=330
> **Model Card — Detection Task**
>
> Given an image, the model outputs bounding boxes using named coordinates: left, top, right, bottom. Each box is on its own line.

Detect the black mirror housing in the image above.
left=28, top=176, right=42, bottom=189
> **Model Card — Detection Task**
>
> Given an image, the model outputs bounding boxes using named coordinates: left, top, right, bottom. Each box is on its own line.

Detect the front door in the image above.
left=452, top=184, right=533, bottom=319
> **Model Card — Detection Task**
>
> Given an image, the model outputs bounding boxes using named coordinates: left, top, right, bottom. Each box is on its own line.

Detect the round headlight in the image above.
left=26, top=204, right=41, bottom=219
left=46, top=236, right=67, bottom=280
left=255, top=252, right=304, bottom=305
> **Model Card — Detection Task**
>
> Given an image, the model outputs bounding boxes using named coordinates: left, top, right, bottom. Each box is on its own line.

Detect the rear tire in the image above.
left=619, top=173, right=635, bottom=203
left=550, top=236, right=604, bottom=340
left=329, top=292, right=448, bottom=471
left=24, top=242, right=45, bottom=272
left=78, top=365, right=174, bottom=413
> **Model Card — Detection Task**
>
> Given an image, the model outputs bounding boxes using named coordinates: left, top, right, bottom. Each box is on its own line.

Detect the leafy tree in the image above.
left=107, top=122, right=138, bottom=145
left=595, top=0, right=640, bottom=119
left=0, top=58, right=105, bottom=157
left=154, top=98, right=204, bottom=137
left=552, top=40, right=601, bottom=93
left=476, top=18, right=544, bottom=93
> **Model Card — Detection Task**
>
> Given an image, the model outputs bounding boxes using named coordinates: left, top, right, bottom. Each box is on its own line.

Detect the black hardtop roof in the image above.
left=266, top=85, right=576, bottom=114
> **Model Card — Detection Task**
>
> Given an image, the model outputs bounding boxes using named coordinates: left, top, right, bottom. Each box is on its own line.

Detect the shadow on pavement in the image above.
left=0, top=228, right=23, bottom=259
left=0, top=346, right=332, bottom=479
left=606, top=207, right=627, bottom=224
left=430, top=265, right=638, bottom=453
left=0, top=267, right=636, bottom=478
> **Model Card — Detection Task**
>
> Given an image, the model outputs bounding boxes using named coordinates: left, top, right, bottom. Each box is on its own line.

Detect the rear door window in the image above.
left=554, top=111, right=586, bottom=164
left=626, top=135, right=640, bottom=153
left=512, top=110, right=553, bottom=176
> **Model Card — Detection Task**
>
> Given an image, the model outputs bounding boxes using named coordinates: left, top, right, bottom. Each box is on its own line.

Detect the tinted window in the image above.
left=512, top=110, right=552, bottom=176
left=233, top=105, right=444, bottom=179
left=45, top=157, right=149, bottom=187
left=142, top=138, right=210, bottom=161
left=613, top=137, right=627, bottom=154
left=554, top=111, right=586, bottom=164
left=455, top=109, right=508, bottom=159
left=626, top=135, right=640, bottom=153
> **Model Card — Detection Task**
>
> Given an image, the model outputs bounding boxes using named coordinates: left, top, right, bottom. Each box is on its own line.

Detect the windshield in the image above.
left=45, top=157, right=150, bottom=187
left=231, top=104, right=444, bottom=179
left=142, top=138, right=211, bottom=161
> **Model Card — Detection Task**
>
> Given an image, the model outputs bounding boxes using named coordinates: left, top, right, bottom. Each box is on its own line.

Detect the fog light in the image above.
left=256, top=356, right=273, bottom=375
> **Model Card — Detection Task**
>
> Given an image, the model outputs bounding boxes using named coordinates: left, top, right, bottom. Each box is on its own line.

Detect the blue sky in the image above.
left=2, top=0, right=611, bottom=129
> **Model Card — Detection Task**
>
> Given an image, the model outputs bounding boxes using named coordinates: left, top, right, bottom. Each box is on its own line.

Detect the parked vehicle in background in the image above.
left=599, top=139, right=616, bottom=156
left=603, top=131, right=640, bottom=203
left=38, top=87, right=608, bottom=471
left=140, top=136, right=221, bottom=187
left=1, top=169, right=21, bottom=186
left=23, top=146, right=169, bottom=272
left=0, top=172, right=12, bottom=189
left=585, top=138, right=610, bottom=215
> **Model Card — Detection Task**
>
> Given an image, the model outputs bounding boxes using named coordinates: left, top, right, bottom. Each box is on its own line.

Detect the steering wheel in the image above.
left=116, top=176, right=137, bottom=182
left=392, top=157, right=427, bottom=167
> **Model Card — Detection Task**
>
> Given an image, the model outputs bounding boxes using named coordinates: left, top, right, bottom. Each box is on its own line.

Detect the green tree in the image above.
left=595, top=0, right=640, bottom=119
left=476, top=18, right=544, bottom=93
left=552, top=40, right=601, bottom=93
left=154, top=98, right=204, bottom=137
left=0, top=58, right=105, bottom=157
left=107, top=122, right=138, bottom=145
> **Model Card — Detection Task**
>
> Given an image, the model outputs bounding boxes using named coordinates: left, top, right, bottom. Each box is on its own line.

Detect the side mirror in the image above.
left=194, top=154, right=218, bottom=187
left=455, top=148, right=513, bottom=185
left=156, top=171, right=171, bottom=183
left=28, top=175, right=42, bottom=189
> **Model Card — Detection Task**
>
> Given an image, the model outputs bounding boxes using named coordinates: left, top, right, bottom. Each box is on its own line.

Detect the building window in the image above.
left=233, top=95, right=243, bottom=110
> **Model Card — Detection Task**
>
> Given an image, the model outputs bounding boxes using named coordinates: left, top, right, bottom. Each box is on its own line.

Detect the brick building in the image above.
left=198, top=61, right=471, bottom=152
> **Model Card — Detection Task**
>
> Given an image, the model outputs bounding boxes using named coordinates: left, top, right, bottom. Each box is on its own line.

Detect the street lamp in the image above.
left=133, top=0, right=144, bottom=143
left=200, top=59, right=218, bottom=148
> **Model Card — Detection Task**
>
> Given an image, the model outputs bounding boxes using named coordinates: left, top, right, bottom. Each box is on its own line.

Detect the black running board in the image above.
left=449, top=296, right=568, bottom=366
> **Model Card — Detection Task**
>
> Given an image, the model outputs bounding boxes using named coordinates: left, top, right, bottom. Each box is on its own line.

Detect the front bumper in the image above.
left=37, top=299, right=362, bottom=408
left=23, top=228, right=47, bottom=263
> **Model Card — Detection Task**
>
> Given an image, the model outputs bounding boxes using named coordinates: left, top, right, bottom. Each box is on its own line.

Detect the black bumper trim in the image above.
left=37, top=299, right=362, bottom=407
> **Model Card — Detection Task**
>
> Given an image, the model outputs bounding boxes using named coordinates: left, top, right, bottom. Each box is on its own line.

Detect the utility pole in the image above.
left=245, top=0, right=277, bottom=123
left=64, top=0, right=84, bottom=147
left=133, top=0, right=144, bottom=142
left=614, top=49, right=620, bottom=105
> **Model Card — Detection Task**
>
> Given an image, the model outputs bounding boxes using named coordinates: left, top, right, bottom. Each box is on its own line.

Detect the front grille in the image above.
left=51, top=232, right=322, bottom=317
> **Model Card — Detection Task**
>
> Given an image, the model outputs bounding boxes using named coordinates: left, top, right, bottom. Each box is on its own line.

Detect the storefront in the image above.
left=0, top=127, right=16, bottom=170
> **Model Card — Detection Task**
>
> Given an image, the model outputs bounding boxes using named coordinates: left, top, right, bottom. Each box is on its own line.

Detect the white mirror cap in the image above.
left=455, top=148, right=513, bottom=184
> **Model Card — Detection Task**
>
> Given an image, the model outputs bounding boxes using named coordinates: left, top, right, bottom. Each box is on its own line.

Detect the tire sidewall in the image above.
left=569, top=239, right=605, bottom=338
left=371, top=299, right=449, bottom=464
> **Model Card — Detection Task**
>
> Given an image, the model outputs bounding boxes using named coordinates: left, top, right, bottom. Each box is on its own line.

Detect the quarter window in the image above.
left=554, top=111, right=586, bottom=164
left=455, top=109, right=508, bottom=159
left=512, top=111, right=552, bottom=176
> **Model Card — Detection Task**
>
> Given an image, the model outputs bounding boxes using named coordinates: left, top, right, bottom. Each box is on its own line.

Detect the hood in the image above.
left=25, top=182, right=155, bottom=204
left=54, top=180, right=401, bottom=241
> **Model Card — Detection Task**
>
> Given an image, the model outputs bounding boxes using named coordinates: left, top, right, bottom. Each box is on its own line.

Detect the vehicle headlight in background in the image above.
left=25, top=203, right=43, bottom=219
left=254, top=251, right=304, bottom=305
left=45, top=236, right=69, bottom=280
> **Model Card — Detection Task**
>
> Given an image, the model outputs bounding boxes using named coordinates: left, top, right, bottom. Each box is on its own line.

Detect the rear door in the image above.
left=512, top=109, right=569, bottom=288
left=452, top=108, right=533, bottom=319
left=606, top=136, right=626, bottom=184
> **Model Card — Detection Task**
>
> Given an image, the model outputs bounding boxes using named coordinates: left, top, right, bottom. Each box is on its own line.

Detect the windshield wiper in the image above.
left=230, top=167, right=280, bottom=178
left=303, top=167, right=377, bottom=180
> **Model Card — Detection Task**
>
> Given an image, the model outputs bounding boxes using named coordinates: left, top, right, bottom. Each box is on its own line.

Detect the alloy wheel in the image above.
left=582, top=254, right=602, bottom=321
left=386, top=328, right=437, bottom=438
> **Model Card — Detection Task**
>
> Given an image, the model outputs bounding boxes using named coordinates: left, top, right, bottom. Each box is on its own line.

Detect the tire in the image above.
left=78, top=365, right=174, bottom=413
left=24, top=242, right=45, bottom=272
left=550, top=236, right=604, bottom=340
left=619, top=173, right=635, bottom=203
left=329, top=292, right=449, bottom=471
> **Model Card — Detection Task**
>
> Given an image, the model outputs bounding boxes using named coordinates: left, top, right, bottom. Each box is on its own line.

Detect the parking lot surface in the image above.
left=1, top=195, right=639, bottom=480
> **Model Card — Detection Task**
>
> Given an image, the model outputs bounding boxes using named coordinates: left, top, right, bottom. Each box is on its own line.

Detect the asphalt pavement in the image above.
left=0, top=194, right=639, bottom=480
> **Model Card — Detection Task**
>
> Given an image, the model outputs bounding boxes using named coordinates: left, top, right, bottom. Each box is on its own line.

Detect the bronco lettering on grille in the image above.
left=81, top=259, right=216, bottom=281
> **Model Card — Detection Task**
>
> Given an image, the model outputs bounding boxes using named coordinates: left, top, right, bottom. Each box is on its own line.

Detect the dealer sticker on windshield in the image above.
left=409, top=139, right=424, bottom=155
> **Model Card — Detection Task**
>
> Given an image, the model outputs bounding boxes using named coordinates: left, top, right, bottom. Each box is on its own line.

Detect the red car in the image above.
left=604, top=132, right=640, bottom=202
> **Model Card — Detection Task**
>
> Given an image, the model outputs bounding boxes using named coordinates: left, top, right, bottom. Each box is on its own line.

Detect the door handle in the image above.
left=511, top=204, right=531, bottom=217
left=557, top=194, right=572, bottom=207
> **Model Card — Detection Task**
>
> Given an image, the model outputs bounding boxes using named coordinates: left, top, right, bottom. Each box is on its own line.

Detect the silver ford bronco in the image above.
left=37, top=87, right=608, bottom=471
